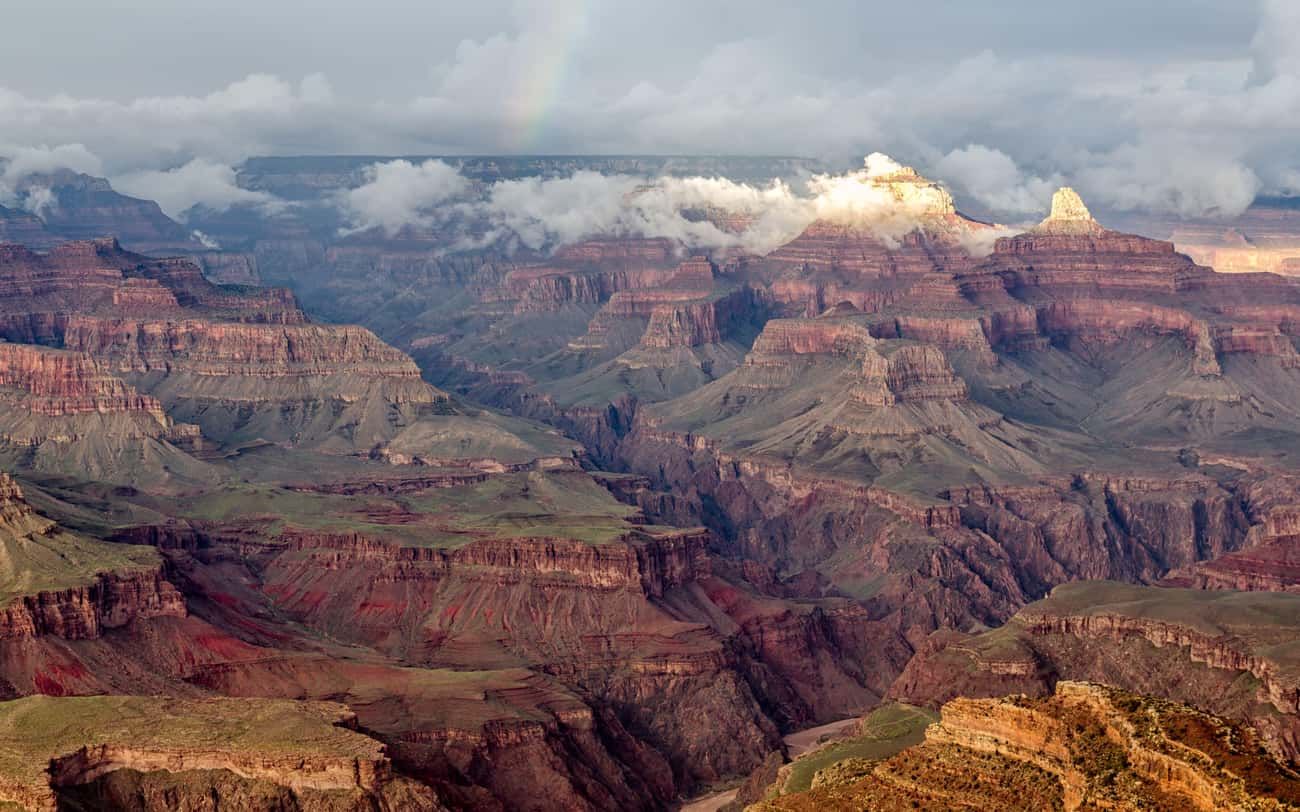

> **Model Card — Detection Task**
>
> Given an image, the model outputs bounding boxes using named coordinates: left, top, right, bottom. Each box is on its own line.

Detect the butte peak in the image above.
left=1034, top=186, right=1105, bottom=234
left=860, top=153, right=956, bottom=217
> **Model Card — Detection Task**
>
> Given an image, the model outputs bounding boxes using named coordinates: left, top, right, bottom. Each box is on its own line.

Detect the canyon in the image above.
left=3, top=155, right=1300, bottom=809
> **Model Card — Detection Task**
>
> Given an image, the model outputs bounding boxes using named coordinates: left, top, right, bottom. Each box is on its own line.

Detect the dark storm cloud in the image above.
left=0, top=0, right=1296, bottom=218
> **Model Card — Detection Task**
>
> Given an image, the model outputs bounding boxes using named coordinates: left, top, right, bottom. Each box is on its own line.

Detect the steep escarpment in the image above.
left=0, top=474, right=185, bottom=644
left=0, top=694, right=438, bottom=811
left=115, top=470, right=834, bottom=795
left=759, top=681, right=1300, bottom=811
left=192, top=523, right=787, bottom=789
left=947, top=474, right=1251, bottom=593
left=891, top=581, right=1300, bottom=762
left=0, top=205, right=60, bottom=251
left=623, top=315, right=1053, bottom=491
left=0, top=239, right=597, bottom=462
left=1165, top=472, right=1300, bottom=592
left=0, top=342, right=205, bottom=480
left=501, top=241, right=681, bottom=314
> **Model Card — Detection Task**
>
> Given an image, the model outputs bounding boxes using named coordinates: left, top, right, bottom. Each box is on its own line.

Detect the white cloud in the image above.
left=1074, top=141, right=1261, bottom=218
left=191, top=229, right=220, bottom=249
left=0, top=143, right=104, bottom=208
left=18, top=185, right=57, bottom=218
left=0, top=3, right=1296, bottom=221
left=338, top=154, right=1015, bottom=257
left=338, top=159, right=472, bottom=235
left=936, top=145, right=1060, bottom=215
left=112, top=158, right=275, bottom=218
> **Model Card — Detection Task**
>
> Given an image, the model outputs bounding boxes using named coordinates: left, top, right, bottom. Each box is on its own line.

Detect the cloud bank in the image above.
left=337, top=153, right=1013, bottom=257
left=0, top=1, right=1296, bottom=221
left=112, top=159, right=276, bottom=218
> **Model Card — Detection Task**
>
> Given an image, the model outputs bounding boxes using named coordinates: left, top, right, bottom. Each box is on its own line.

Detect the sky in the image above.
left=1, top=0, right=1298, bottom=220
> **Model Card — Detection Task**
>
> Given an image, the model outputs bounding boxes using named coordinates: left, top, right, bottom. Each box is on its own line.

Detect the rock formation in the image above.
left=891, top=581, right=1300, bottom=762
left=0, top=694, right=439, bottom=811
left=7, top=159, right=1300, bottom=808
left=0, top=474, right=185, bottom=642
left=5, top=170, right=201, bottom=255
left=758, top=682, right=1300, bottom=811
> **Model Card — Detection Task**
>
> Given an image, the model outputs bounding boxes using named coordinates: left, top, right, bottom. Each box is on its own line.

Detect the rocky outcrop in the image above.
left=487, top=239, right=683, bottom=314
left=61, top=317, right=429, bottom=385
left=640, top=287, right=763, bottom=349
left=0, top=569, right=185, bottom=642
left=0, top=474, right=185, bottom=643
left=0, top=239, right=500, bottom=457
left=0, top=339, right=206, bottom=479
left=948, top=475, right=1250, bottom=592
left=761, top=682, right=1300, bottom=811
left=891, top=581, right=1300, bottom=762
left=0, top=695, right=438, bottom=812
left=757, top=164, right=994, bottom=283
left=0, top=238, right=304, bottom=324
left=154, top=518, right=800, bottom=794
left=0, top=205, right=60, bottom=251
left=263, top=526, right=713, bottom=602
left=746, top=318, right=877, bottom=358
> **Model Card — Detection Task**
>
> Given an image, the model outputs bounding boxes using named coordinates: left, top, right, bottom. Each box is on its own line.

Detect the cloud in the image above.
left=1074, top=141, right=1261, bottom=218
left=338, top=159, right=472, bottom=235
left=0, top=143, right=103, bottom=184
left=0, top=3, right=1295, bottom=220
left=112, top=159, right=275, bottom=218
left=0, top=143, right=104, bottom=210
left=0, top=74, right=338, bottom=174
left=338, top=154, right=1016, bottom=257
left=17, top=185, right=58, bottom=218
left=936, top=145, right=1060, bottom=216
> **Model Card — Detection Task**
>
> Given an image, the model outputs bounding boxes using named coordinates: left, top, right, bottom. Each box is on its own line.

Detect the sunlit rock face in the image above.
left=1034, top=186, right=1103, bottom=235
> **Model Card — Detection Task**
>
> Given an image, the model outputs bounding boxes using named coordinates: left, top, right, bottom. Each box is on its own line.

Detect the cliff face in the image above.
left=0, top=474, right=185, bottom=644
left=192, top=250, right=261, bottom=286
left=890, top=581, right=1300, bottom=763
left=156, top=518, right=798, bottom=792
left=759, top=682, right=1300, bottom=811
left=61, top=317, right=428, bottom=383
left=0, top=569, right=185, bottom=643
left=0, top=205, right=60, bottom=251
left=0, top=239, right=482, bottom=457
left=0, top=341, right=167, bottom=421
left=482, top=238, right=683, bottom=315
left=0, top=238, right=303, bottom=323
left=1166, top=473, right=1300, bottom=592
left=0, top=695, right=439, bottom=812
left=639, top=286, right=763, bottom=349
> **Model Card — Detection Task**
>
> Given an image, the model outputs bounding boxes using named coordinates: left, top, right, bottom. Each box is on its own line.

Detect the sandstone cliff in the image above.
left=891, top=581, right=1300, bottom=763
left=757, top=681, right=1300, bottom=811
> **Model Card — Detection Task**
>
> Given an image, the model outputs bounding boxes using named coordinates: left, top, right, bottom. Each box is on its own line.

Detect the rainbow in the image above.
left=504, top=0, right=589, bottom=152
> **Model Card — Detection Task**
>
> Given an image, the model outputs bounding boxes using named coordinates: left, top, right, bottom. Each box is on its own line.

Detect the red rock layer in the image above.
left=0, top=475, right=186, bottom=642
left=0, top=342, right=166, bottom=420
left=60, top=317, right=427, bottom=383
left=0, top=238, right=304, bottom=324
left=0, top=569, right=186, bottom=642
left=640, top=287, right=761, bottom=349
